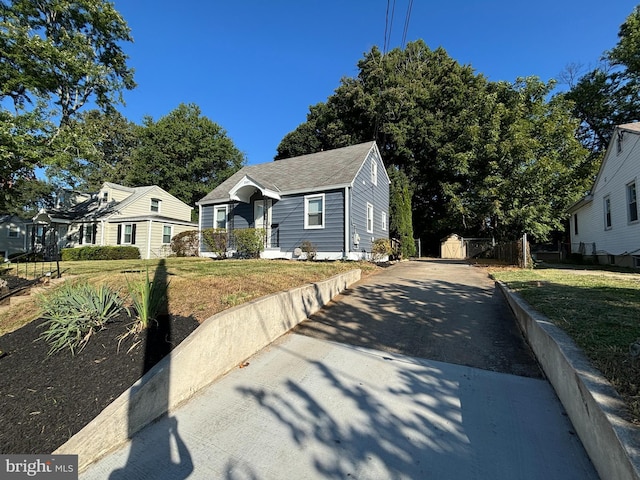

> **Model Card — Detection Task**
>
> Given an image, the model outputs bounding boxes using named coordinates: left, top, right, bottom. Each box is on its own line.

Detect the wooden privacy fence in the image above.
left=491, top=235, right=533, bottom=267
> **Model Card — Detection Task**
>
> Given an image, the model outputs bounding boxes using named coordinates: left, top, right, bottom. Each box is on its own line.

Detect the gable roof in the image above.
left=568, top=122, right=640, bottom=213
left=35, top=183, right=191, bottom=223
left=198, top=141, right=381, bottom=205
left=619, top=122, right=640, bottom=133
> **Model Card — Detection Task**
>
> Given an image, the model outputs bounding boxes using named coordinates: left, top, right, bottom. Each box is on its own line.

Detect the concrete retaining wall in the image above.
left=55, top=269, right=362, bottom=472
left=497, top=282, right=640, bottom=480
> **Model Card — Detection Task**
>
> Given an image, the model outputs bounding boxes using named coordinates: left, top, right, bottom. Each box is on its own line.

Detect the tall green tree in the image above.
left=46, top=109, right=138, bottom=190
left=388, top=166, right=416, bottom=257
left=277, top=41, right=590, bottom=249
left=125, top=103, right=245, bottom=209
left=466, top=78, right=593, bottom=241
left=564, top=6, right=640, bottom=154
left=0, top=0, right=135, bottom=210
left=2, top=177, right=55, bottom=218
left=278, top=41, right=488, bottom=249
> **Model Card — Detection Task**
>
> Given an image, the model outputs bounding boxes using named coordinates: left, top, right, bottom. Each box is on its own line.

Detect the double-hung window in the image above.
left=628, top=181, right=638, bottom=223
left=8, top=224, right=19, bottom=238
left=84, top=224, right=93, bottom=244
left=371, top=159, right=378, bottom=185
left=214, top=205, right=227, bottom=229
left=604, top=196, right=612, bottom=229
left=162, top=225, right=172, bottom=244
left=381, top=211, right=387, bottom=231
left=304, top=194, right=324, bottom=229
left=117, top=224, right=136, bottom=245
left=366, top=203, right=374, bottom=233
left=150, top=198, right=161, bottom=213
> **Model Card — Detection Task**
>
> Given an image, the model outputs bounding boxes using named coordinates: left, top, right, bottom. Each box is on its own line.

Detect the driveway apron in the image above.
left=81, top=260, right=599, bottom=479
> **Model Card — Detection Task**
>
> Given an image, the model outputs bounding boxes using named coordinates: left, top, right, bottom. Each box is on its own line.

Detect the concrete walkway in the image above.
left=81, top=260, right=599, bottom=479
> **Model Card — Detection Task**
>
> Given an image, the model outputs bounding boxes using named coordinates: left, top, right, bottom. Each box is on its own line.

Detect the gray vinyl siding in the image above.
left=273, top=189, right=344, bottom=253
left=201, top=204, right=214, bottom=230
left=350, top=149, right=390, bottom=253
left=232, top=201, right=252, bottom=229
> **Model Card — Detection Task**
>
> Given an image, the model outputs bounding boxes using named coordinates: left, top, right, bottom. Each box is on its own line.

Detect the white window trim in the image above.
left=381, top=211, right=387, bottom=231
left=122, top=223, right=133, bottom=244
left=627, top=180, right=639, bottom=224
left=366, top=203, right=374, bottom=233
left=371, top=159, right=378, bottom=186
left=162, top=224, right=173, bottom=244
left=84, top=223, right=93, bottom=244
left=304, top=193, right=325, bottom=229
left=150, top=198, right=161, bottom=213
left=604, top=195, right=612, bottom=230
left=214, top=205, right=228, bottom=230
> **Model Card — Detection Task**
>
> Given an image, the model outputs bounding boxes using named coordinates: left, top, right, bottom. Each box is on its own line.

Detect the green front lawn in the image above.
left=0, top=257, right=381, bottom=336
left=490, top=266, right=640, bottom=424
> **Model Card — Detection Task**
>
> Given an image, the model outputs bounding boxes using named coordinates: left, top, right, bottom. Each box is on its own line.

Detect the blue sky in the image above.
left=112, top=1, right=639, bottom=165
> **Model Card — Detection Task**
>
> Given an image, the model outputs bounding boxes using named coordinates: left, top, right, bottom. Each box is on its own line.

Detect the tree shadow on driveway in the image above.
left=295, top=260, right=542, bottom=378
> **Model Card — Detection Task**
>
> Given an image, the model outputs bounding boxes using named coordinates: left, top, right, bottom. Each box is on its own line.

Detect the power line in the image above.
left=383, top=0, right=396, bottom=55
left=401, top=0, right=414, bottom=48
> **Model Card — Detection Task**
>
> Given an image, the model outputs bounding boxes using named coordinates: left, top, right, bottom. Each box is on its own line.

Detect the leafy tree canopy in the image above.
left=0, top=0, right=135, bottom=211
left=45, top=109, right=138, bottom=191
left=124, top=103, right=246, bottom=209
left=277, top=40, right=590, bottom=249
left=564, top=6, right=640, bottom=154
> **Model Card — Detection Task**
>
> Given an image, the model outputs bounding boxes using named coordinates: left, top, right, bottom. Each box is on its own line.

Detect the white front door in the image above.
left=254, top=200, right=272, bottom=248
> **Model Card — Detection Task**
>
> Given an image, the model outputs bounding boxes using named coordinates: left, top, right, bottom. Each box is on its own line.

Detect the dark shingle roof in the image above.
left=198, top=142, right=376, bottom=204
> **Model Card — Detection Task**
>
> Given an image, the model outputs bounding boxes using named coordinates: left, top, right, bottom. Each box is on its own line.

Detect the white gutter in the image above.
left=344, top=186, right=350, bottom=256
left=198, top=203, right=202, bottom=256
left=147, top=220, right=153, bottom=259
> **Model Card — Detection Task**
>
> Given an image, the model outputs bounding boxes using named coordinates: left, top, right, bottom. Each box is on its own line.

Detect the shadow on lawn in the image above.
left=109, top=259, right=193, bottom=479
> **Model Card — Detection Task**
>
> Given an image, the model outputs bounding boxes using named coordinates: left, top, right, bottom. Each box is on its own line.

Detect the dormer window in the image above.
left=150, top=198, right=161, bottom=213
left=101, top=192, right=108, bottom=204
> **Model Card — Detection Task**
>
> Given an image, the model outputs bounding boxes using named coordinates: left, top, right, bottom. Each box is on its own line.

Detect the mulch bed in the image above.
left=0, top=312, right=199, bottom=454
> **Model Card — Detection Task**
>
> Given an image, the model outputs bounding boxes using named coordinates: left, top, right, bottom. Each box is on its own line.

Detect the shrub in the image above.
left=170, top=230, right=200, bottom=257
left=300, top=240, right=317, bottom=261
left=126, top=267, right=169, bottom=331
left=372, top=238, right=392, bottom=262
left=201, top=228, right=228, bottom=258
left=61, top=246, right=140, bottom=261
left=233, top=228, right=265, bottom=258
left=37, top=282, right=125, bottom=355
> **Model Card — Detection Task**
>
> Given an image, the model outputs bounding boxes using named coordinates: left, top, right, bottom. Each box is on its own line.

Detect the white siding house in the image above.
left=568, top=123, right=640, bottom=268
left=28, top=183, right=197, bottom=260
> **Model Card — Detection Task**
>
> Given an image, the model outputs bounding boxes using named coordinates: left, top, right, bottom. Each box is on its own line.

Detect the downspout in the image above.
left=100, top=220, right=105, bottom=246
left=147, top=220, right=153, bottom=259
left=344, top=186, right=350, bottom=258
left=198, top=203, right=202, bottom=255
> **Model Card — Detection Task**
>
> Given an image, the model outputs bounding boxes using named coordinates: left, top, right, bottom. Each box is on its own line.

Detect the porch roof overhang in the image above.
left=32, top=209, right=53, bottom=224
left=228, top=175, right=281, bottom=203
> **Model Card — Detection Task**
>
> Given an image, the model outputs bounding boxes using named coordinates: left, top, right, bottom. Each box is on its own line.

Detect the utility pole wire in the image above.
left=401, top=0, right=414, bottom=48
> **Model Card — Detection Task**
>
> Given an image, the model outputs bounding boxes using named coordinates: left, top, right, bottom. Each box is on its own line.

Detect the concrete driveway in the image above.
left=81, top=260, right=599, bottom=479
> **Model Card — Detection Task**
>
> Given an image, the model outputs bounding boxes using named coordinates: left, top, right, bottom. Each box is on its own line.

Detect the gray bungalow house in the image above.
left=197, top=142, right=390, bottom=260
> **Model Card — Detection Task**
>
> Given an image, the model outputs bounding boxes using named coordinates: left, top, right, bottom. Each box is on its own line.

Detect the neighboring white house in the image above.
left=568, top=123, right=640, bottom=268
left=12, top=183, right=197, bottom=260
